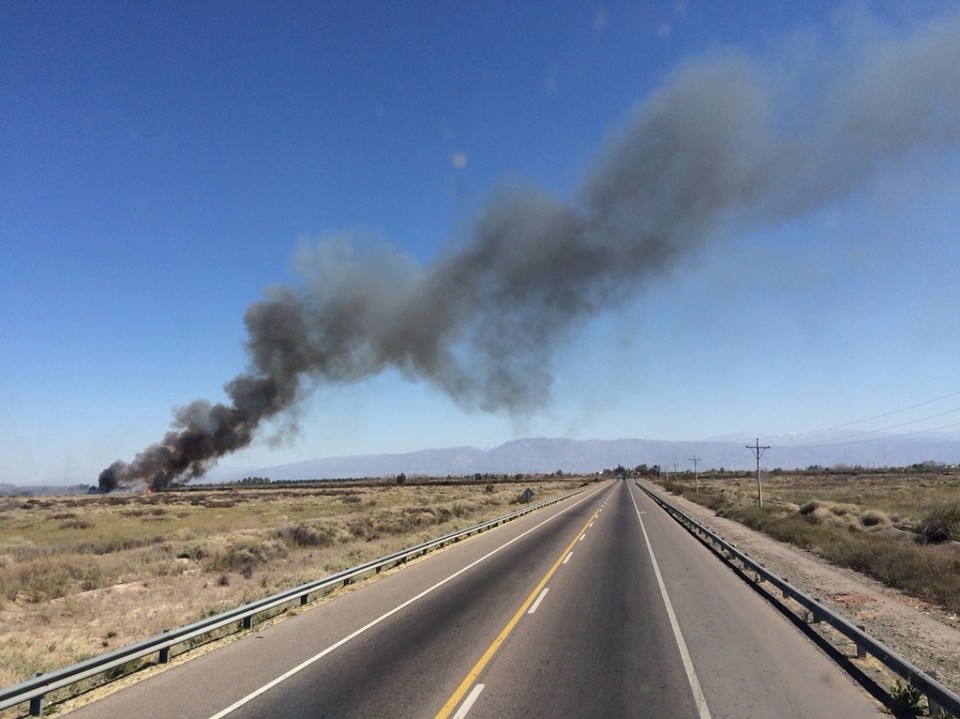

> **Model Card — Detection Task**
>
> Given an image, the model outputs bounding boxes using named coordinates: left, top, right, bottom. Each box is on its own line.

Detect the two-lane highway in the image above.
left=65, top=480, right=883, bottom=718
left=444, top=481, right=882, bottom=717
left=442, top=485, right=703, bottom=717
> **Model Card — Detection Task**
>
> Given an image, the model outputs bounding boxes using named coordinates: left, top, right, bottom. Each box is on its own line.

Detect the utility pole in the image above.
left=746, top=438, right=770, bottom=508
left=689, top=455, right=701, bottom=494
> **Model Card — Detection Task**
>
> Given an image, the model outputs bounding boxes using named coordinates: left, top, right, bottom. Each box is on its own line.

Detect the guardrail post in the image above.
left=300, top=593, right=309, bottom=605
left=242, top=615, right=254, bottom=630
left=927, top=696, right=943, bottom=717
left=854, top=626, right=867, bottom=658
left=926, top=671, right=943, bottom=716
left=29, top=673, right=43, bottom=716
left=159, top=630, right=171, bottom=663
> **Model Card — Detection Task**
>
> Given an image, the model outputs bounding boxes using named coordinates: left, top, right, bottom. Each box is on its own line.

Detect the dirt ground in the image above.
left=642, top=481, right=960, bottom=698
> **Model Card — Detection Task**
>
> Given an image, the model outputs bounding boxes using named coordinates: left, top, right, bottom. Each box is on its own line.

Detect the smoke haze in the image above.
left=100, top=9, right=960, bottom=490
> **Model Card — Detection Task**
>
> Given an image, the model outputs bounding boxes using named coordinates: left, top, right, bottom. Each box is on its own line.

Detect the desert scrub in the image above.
left=798, top=500, right=862, bottom=531
left=720, top=504, right=960, bottom=612
left=5, top=556, right=107, bottom=602
left=889, top=678, right=925, bottom=715
left=204, top=535, right=288, bottom=578
left=860, top=508, right=892, bottom=528
left=661, top=480, right=686, bottom=496
left=276, top=522, right=337, bottom=548
left=0, top=635, right=94, bottom=694
left=658, top=480, right=737, bottom=514
left=917, top=504, right=960, bottom=544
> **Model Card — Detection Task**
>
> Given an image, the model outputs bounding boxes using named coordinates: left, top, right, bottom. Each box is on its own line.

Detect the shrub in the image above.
left=889, top=678, right=924, bottom=715
left=797, top=500, right=868, bottom=531
left=59, top=518, right=95, bottom=530
left=206, top=538, right=286, bottom=579
left=18, top=566, right=72, bottom=602
left=860, top=509, right=891, bottom=528
left=347, top=519, right=373, bottom=540
left=176, top=546, right=206, bottom=561
left=830, top=503, right=860, bottom=517
left=916, top=504, right=960, bottom=544
left=7, top=557, right=106, bottom=602
left=277, top=523, right=335, bottom=548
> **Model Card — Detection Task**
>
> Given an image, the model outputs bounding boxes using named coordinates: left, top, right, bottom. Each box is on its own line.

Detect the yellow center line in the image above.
left=434, top=508, right=600, bottom=719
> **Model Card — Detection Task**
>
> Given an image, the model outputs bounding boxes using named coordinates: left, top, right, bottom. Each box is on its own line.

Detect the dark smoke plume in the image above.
left=100, top=9, right=960, bottom=490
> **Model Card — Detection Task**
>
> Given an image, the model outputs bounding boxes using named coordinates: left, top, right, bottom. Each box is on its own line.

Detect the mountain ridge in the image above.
left=232, top=433, right=960, bottom=481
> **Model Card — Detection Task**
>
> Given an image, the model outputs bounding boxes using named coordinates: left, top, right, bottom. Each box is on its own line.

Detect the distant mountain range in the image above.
left=6, top=432, right=958, bottom=494
left=236, top=432, right=960, bottom=481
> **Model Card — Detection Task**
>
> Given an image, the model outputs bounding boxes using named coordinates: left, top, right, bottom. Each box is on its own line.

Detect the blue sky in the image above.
left=2, top=1, right=959, bottom=485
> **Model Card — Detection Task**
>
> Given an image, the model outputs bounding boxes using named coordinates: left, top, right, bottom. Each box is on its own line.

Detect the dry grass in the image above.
left=659, top=469, right=960, bottom=612
left=0, top=478, right=584, bottom=694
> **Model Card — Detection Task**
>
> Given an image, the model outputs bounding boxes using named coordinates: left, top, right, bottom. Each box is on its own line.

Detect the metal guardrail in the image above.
left=0, top=489, right=581, bottom=717
left=636, top=480, right=960, bottom=718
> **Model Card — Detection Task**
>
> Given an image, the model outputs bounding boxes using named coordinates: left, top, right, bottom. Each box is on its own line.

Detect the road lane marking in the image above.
left=628, top=486, right=713, bottom=719
left=205, top=489, right=604, bottom=719
left=435, top=509, right=599, bottom=719
left=527, top=588, right=549, bottom=614
left=563, top=551, right=573, bottom=564
left=579, top=533, right=586, bottom=541
left=451, top=684, right=484, bottom=719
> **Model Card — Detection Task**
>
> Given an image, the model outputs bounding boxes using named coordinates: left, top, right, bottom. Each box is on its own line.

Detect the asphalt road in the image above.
left=64, top=480, right=883, bottom=718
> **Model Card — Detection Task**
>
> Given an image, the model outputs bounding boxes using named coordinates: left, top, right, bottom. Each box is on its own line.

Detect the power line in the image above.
left=827, top=390, right=960, bottom=430
left=796, top=407, right=960, bottom=447
left=794, top=390, right=960, bottom=441
left=801, top=420, right=960, bottom=447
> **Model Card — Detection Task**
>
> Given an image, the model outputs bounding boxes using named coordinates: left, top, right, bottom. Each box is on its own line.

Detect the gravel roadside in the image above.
left=641, top=480, right=960, bottom=697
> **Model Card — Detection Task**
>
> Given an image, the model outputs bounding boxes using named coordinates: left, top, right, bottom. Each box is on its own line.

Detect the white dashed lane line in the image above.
left=451, top=684, right=485, bottom=719
left=527, top=588, right=550, bottom=615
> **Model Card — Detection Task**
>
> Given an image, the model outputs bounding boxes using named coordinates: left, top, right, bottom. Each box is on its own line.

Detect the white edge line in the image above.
left=628, top=485, right=713, bottom=719
left=452, top=683, right=485, bottom=719
left=206, top=488, right=603, bottom=719
left=527, top=587, right=549, bottom=614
